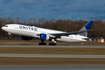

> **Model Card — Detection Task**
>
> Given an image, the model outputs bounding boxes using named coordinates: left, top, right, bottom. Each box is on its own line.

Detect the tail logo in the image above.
left=79, top=27, right=87, bottom=36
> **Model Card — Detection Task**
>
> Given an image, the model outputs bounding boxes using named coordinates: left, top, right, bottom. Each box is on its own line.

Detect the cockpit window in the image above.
left=4, top=26, right=8, bottom=27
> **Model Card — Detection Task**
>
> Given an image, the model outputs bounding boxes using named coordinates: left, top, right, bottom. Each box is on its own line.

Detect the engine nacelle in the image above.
left=21, top=36, right=33, bottom=40
left=40, top=34, right=50, bottom=40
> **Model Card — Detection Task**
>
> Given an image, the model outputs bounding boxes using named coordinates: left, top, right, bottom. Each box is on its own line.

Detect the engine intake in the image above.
left=40, top=34, right=49, bottom=40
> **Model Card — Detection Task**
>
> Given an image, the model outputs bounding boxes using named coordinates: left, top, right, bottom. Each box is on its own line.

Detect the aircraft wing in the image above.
left=50, top=30, right=92, bottom=38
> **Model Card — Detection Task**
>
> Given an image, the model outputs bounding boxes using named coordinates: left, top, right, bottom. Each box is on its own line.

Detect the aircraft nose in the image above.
left=1, top=26, right=6, bottom=31
left=1, top=26, right=4, bottom=30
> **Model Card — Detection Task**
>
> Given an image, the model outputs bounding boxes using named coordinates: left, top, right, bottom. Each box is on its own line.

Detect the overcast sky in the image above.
left=0, top=0, right=105, bottom=21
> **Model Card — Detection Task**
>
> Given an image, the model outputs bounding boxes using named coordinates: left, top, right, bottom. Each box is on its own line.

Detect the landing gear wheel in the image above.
left=39, top=43, right=46, bottom=45
left=49, top=43, right=56, bottom=45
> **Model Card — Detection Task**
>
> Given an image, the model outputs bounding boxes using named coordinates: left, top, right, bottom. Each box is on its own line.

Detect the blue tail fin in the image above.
left=79, top=20, right=94, bottom=37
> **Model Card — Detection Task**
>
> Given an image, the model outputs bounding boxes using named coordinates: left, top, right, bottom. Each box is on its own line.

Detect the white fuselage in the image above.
left=2, top=24, right=88, bottom=42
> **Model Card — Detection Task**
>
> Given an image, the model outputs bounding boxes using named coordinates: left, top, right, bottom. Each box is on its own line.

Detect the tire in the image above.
left=39, top=43, right=46, bottom=45
left=49, top=43, right=56, bottom=45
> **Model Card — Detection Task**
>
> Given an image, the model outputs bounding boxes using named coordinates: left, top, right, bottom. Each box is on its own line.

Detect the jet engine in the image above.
left=40, top=34, right=50, bottom=40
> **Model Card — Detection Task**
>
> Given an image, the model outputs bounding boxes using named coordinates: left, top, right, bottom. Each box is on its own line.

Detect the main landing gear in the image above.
left=49, top=43, right=56, bottom=45
left=39, top=42, right=46, bottom=45
left=49, top=39, right=56, bottom=45
left=39, top=40, right=46, bottom=45
left=39, top=39, right=57, bottom=45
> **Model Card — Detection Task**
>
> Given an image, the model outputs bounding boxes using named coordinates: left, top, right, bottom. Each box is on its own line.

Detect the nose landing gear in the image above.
left=8, top=33, right=11, bottom=39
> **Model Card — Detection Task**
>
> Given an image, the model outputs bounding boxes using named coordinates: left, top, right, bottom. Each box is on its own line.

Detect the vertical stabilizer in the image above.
left=79, top=20, right=94, bottom=37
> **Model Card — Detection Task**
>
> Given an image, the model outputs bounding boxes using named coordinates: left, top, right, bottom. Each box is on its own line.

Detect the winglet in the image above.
left=79, top=20, right=94, bottom=37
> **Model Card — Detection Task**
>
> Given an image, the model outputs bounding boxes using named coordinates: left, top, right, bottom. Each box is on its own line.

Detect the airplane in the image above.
left=1, top=20, right=94, bottom=45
